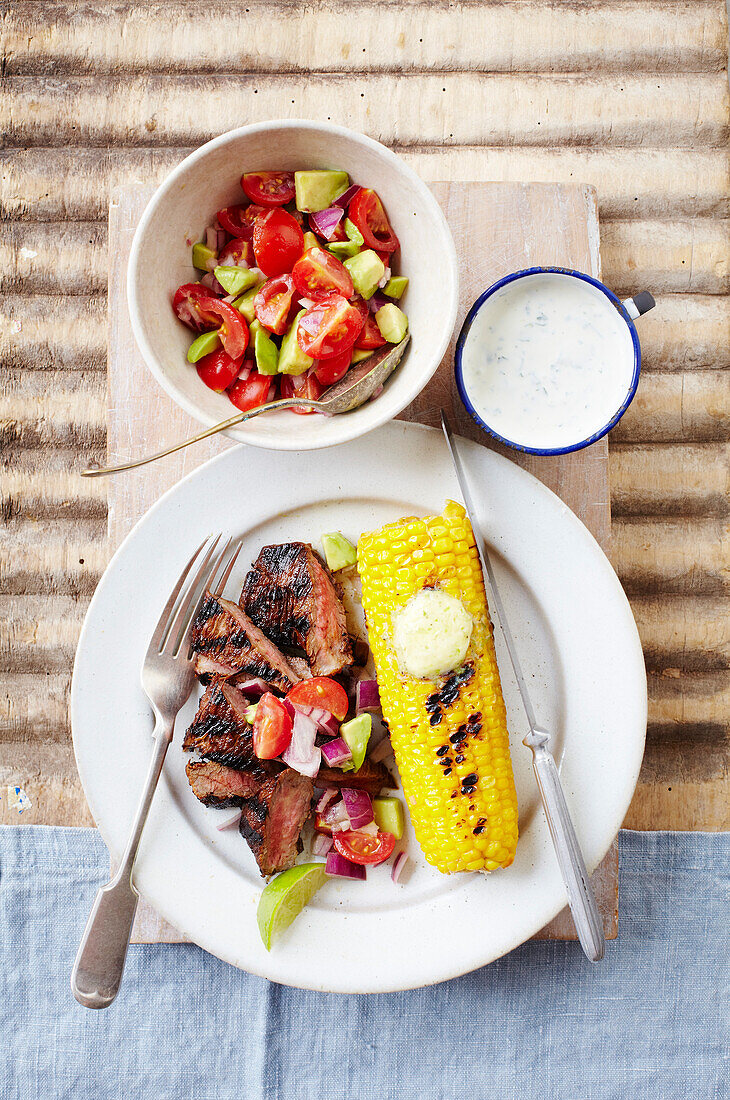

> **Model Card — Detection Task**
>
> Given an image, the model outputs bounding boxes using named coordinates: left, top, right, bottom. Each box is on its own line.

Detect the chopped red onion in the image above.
left=234, top=678, right=271, bottom=697
left=320, top=737, right=353, bottom=768
left=325, top=850, right=366, bottom=880
left=316, top=787, right=339, bottom=813
left=267, top=382, right=276, bottom=402
left=368, top=291, right=390, bottom=314
left=312, top=833, right=333, bottom=857
left=355, top=679, right=380, bottom=713
left=391, top=851, right=409, bottom=883
left=222, top=293, right=236, bottom=304
left=281, top=696, right=296, bottom=721
left=298, top=297, right=314, bottom=309
left=216, top=229, right=228, bottom=252
left=336, top=184, right=361, bottom=208
left=341, top=788, right=373, bottom=830
left=291, top=372, right=308, bottom=392
left=282, top=710, right=320, bottom=777
left=309, top=204, right=344, bottom=240
left=369, top=735, right=392, bottom=764
left=236, top=365, right=252, bottom=383
left=377, top=267, right=392, bottom=290
left=215, top=809, right=242, bottom=831
left=323, top=799, right=350, bottom=828
left=293, top=703, right=339, bottom=737
left=205, top=226, right=218, bottom=250
left=200, top=271, right=224, bottom=293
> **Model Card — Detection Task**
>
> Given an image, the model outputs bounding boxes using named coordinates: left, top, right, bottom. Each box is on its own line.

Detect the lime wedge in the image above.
left=257, top=863, right=327, bottom=951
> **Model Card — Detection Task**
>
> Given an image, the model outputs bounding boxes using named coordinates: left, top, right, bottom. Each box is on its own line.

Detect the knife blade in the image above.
left=440, top=410, right=605, bottom=962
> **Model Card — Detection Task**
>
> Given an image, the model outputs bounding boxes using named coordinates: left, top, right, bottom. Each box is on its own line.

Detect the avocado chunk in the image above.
left=231, top=284, right=261, bottom=323
left=301, top=230, right=319, bottom=253
left=254, top=326, right=279, bottom=376
left=383, top=275, right=408, bottom=300
left=372, top=797, right=405, bottom=839
left=295, top=170, right=350, bottom=213
left=187, top=329, right=221, bottom=363
left=327, top=219, right=364, bottom=260
left=350, top=348, right=373, bottom=365
left=192, top=243, right=216, bottom=271
left=375, top=303, right=408, bottom=343
left=321, top=531, right=357, bottom=571
left=278, top=309, right=313, bottom=376
left=344, top=249, right=386, bottom=300
left=340, top=714, right=372, bottom=772
left=214, top=265, right=259, bottom=296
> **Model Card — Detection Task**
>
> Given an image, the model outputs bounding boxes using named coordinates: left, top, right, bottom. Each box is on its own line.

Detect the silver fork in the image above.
left=71, top=533, right=242, bottom=1009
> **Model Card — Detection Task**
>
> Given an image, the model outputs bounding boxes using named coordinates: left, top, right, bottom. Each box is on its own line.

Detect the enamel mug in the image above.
left=455, top=267, right=655, bottom=456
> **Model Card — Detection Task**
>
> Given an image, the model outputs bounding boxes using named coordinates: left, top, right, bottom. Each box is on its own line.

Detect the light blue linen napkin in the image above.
left=0, top=827, right=727, bottom=1100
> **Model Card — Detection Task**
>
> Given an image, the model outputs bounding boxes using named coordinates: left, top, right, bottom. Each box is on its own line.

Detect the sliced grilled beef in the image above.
left=190, top=591, right=302, bottom=689
left=241, top=543, right=352, bottom=676
left=183, top=681, right=265, bottom=771
left=239, top=769, right=314, bottom=877
left=185, top=759, right=264, bottom=807
left=315, top=759, right=392, bottom=795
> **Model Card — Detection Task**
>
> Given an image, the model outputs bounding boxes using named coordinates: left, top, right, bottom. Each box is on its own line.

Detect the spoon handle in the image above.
left=80, top=397, right=318, bottom=477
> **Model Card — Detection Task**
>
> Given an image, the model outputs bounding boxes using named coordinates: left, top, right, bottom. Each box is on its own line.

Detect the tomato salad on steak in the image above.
left=172, top=170, right=409, bottom=415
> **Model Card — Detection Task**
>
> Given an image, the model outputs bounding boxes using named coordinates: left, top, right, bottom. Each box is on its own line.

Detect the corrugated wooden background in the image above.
left=1, top=1, right=728, bottom=830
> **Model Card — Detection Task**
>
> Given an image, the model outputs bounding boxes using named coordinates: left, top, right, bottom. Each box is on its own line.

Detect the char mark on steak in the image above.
left=185, top=759, right=266, bottom=807
left=241, top=543, right=352, bottom=677
left=183, top=681, right=266, bottom=772
left=190, top=591, right=303, bottom=690
left=239, top=769, right=314, bottom=877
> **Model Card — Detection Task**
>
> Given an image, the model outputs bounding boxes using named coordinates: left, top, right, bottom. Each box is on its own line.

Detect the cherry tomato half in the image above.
left=349, top=188, right=399, bottom=254
left=195, top=296, right=249, bottom=359
left=228, top=371, right=274, bottom=412
left=313, top=348, right=351, bottom=386
left=296, top=294, right=365, bottom=360
left=254, top=275, right=296, bottom=335
left=253, top=209, right=305, bottom=277
left=172, top=283, right=222, bottom=332
left=241, top=171, right=296, bottom=207
left=292, top=247, right=354, bottom=301
left=252, top=692, right=293, bottom=759
left=287, top=676, right=350, bottom=721
left=349, top=295, right=370, bottom=325
left=196, top=349, right=242, bottom=393
left=279, top=372, right=324, bottom=415
left=217, top=203, right=266, bottom=240
left=355, top=314, right=387, bottom=351
left=334, top=830, right=396, bottom=866
left=218, top=236, right=255, bottom=268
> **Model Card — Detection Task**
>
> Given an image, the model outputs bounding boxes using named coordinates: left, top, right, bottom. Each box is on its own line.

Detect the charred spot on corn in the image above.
left=357, top=500, right=519, bottom=875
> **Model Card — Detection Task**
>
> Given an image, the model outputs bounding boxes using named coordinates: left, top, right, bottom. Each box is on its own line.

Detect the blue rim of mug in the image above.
left=454, top=266, right=643, bottom=456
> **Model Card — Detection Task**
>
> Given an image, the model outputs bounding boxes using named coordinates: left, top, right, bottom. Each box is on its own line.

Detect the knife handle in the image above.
left=528, top=739, right=605, bottom=962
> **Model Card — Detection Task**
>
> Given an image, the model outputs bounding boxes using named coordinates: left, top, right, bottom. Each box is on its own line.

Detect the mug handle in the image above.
left=622, top=291, right=655, bottom=320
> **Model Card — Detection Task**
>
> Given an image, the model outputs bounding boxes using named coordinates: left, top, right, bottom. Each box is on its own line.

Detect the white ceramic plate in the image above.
left=71, top=423, right=646, bottom=993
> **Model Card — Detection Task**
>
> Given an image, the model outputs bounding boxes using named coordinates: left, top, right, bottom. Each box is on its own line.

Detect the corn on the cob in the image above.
left=357, top=500, right=518, bottom=874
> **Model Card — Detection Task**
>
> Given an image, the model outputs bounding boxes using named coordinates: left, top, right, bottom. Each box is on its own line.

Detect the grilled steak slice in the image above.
left=241, top=543, right=352, bottom=676
left=190, top=591, right=302, bottom=690
left=239, top=769, right=314, bottom=877
left=315, top=759, right=392, bottom=795
left=183, top=681, right=266, bottom=772
left=185, top=759, right=264, bottom=807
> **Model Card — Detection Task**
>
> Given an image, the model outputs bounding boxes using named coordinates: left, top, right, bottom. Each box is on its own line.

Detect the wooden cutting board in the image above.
left=108, top=181, right=618, bottom=945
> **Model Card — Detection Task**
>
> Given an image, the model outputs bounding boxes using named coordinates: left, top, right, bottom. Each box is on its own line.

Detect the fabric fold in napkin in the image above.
left=0, top=827, right=727, bottom=1100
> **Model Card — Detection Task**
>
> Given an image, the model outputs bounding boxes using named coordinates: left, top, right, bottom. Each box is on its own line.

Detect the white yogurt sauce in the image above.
left=460, top=273, right=636, bottom=451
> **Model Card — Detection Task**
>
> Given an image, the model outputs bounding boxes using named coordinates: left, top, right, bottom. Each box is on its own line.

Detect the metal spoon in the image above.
left=82, top=336, right=410, bottom=478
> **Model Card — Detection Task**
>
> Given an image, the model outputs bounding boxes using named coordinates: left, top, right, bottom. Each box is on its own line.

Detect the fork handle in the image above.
left=71, top=717, right=174, bottom=1008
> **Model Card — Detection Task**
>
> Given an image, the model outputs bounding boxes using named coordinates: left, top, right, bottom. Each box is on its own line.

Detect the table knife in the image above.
left=441, top=411, right=605, bottom=962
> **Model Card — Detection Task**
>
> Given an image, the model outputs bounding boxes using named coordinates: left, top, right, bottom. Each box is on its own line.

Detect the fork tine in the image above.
left=164, top=536, right=232, bottom=658
left=171, top=538, right=243, bottom=659
left=213, top=539, right=243, bottom=596
left=146, top=536, right=215, bottom=656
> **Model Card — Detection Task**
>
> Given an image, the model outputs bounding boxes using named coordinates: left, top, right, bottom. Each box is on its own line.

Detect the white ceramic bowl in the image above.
left=128, top=120, right=459, bottom=451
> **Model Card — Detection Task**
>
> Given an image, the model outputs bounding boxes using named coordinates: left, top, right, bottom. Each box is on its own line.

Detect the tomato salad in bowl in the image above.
left=172, top=169, right=409, bottom=416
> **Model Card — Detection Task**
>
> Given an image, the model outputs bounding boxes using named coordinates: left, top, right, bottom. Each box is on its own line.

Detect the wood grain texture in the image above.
left=1, top=1, right=728, bottom=850
left=102, top=180, right=615, bottom=944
